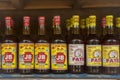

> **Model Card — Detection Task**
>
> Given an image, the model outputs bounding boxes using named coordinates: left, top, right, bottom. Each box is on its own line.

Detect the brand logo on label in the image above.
left=90, top=50, right=101, bottom=62
left=56, top=52, right=65, bottom=64
left=23, top=52, right=33, bottom=62
left=105, top=50, right=119, bottom=63
left=72, top=49, right=84, bottom=61
left=4, top=52, right=14, bottom=63
left=37, top=52, right=47, bottom=63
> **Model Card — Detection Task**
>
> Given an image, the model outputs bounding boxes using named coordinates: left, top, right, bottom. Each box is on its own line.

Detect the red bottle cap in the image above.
left=54, top=16, right=60, bottom=25
left=38, top=16, right=45, bottom=26
left=102, top=17, right=106, bottom=28
left=11, top=19, right=14, bottom=28
left=23, top=16, right=30, bottom=27
left=5, top=16, right=12, bottom=27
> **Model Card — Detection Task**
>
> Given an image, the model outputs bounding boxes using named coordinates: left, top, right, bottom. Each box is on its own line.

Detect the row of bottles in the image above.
left=0, top=15, right=119, bottom=75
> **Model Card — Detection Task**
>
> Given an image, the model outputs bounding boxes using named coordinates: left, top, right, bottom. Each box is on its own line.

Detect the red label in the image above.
left=56, top=52, right=65, bottom=64
left=4, top=52, right=14, bottom=63
left=38, top=16, right=45, bottom=26
left=23, top=16, right=30, bottom=27
left=23, top=52, right=33, bottom=62
left=37, top=52, right=47, bottom=63
left=54, top=16, right=60, bottom=25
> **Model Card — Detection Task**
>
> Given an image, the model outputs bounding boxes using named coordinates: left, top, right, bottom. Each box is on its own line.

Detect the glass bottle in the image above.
left=102, top=15, right=119, bottom=74
left=51, top=16, right=68, bottom=73
left=2, top=17, right=17, bottom=73
left=86, top=15, right=102, bottom=74
left=35, top=16, right=50, bottom=74
left=68, top=15, right=85, bottom=73
left=18, top=16, right=34, bottom=74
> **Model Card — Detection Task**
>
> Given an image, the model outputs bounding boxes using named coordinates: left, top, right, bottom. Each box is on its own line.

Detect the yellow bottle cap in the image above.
left=81, top=19, right=86, bottom=29
left=89, top=15, right=96, bottom=27
left=106, top=15, right=113, bottom=27
left=72, top=15, right=80, bottom=26
left=116, top=17, right=120, bottom=28
left=66, top=19, right=70, bottom=29
left=70, top=18, right=73, bottom=28
left=86, top=18, right=89, bottom=28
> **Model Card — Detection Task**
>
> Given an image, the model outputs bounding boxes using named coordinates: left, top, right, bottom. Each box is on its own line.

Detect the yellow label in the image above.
left=2, top=43, right=17, bottom=69
left=35, top=43, right=50, bottom=69
left=86, top=45, right=101, bottom=66
left=89, top=15, right=96, bottom=27
left=19, top=43, right=34, bottom=69
left=103, top=45, right=119, bottom=67
left=51, top=44, right=67, bottom=70
left=106, top=15, right=113, bottom=27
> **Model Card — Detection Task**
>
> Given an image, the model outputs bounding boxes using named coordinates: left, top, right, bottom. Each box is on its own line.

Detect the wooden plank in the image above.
left=77, top=0, right=120, bottom=8
left=0, top=2, right=15, bottom=10
left=82, top=4, right=120, bottom=8
left=72, top=0, right=81, bottom=9
left=24, top=0, right=72, bottom=9
left=10, top=0, right=24, bottom=9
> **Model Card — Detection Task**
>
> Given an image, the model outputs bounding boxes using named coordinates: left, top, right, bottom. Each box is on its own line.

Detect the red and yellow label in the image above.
left=103, top=45, right=119, bottom=67
left=86, top=45, right=101, bottom=66
left=2, top=43, right=17, bottom=69
left=35, top=43, right=50, bottom=69
left=51, top=44, right=67, bottom=70
left=19, top=43, right=34, bottom=69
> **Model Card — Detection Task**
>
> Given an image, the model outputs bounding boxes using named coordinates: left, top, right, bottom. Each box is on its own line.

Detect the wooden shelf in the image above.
left=0, top=0, right=120, bottom=10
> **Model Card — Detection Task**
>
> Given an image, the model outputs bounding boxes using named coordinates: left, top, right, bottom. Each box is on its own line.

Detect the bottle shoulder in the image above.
left=68, top=34, right=84, bottom=44
left=102, top=34, right=119, bottom=44
left=51, top=34, right=66, bottom=43
left=36, top=35, right=49, bottom=43
left=2, top=35, right=17, bottom=43
left=19, top=35, right=34, bottom=43
left=86, top=34, right=101, bottom=44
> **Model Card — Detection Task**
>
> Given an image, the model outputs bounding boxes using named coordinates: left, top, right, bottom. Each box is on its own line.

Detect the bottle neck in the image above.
left=23, top=26, right=30, bottom=35
left=53, top=24, right=61, bottom=35
left=107, top=26, right=114, bottom=34
left=73, top=25, right=80, bottom=34
left=5, top=27, right=13, bottom=35
left=38, top=26, right=46, bottom=35
left=89, top=26, right=96, bottom=34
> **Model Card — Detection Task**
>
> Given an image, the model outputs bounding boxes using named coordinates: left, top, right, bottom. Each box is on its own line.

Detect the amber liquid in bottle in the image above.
left=35, top=16, right=50, bottom=74
left=19, top=16, right=34, bottom=74
left=2, top=17, right=17, bottom=73
left=51, top=16, right=68, bottom=74
left=86, top=16, right=101, bottom=74
left=102, top=15, right=119, bottom=74
left=68, top=15, right=85, bottom=73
